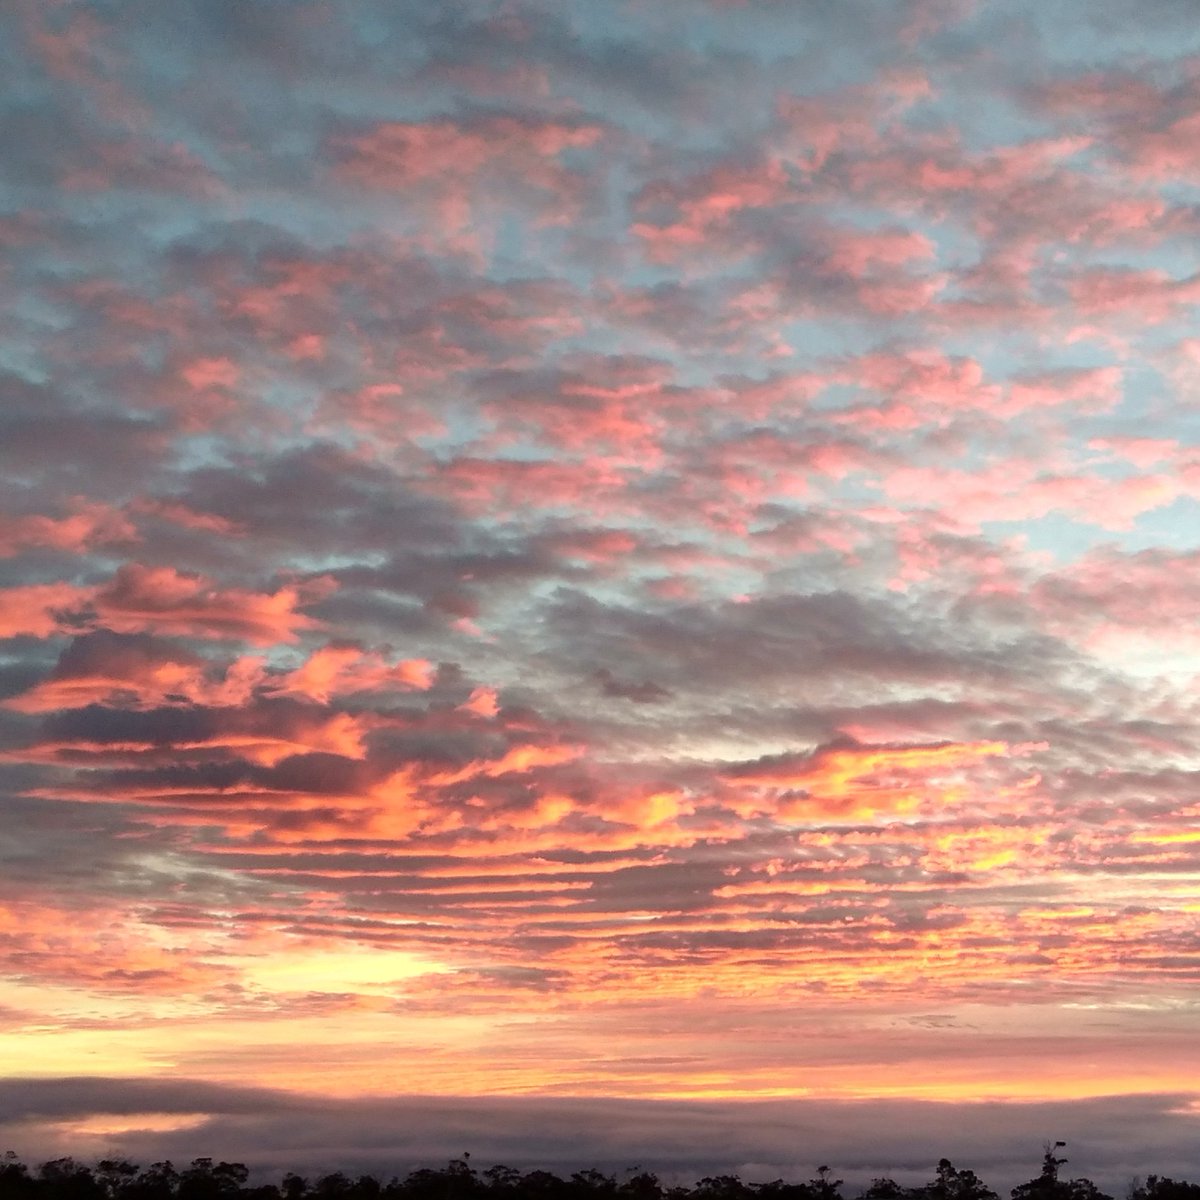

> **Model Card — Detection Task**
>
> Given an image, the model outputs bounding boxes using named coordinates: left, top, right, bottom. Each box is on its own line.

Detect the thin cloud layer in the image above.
left=3, top=1082, right=1200, bottom=1198
left=3, top=0, right=1200, bottom=1175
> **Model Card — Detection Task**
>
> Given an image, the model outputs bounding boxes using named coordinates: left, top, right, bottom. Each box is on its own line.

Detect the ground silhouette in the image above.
left=5, top=1147, right=1198, bottom=1200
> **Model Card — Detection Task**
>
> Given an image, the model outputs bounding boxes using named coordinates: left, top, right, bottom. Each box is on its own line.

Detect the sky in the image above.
left=3, top=0, right=1200, bottom=1189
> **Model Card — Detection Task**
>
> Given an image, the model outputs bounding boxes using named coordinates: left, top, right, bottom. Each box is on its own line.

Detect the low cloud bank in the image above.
left=2, top=1080, right=1197, bottom=1197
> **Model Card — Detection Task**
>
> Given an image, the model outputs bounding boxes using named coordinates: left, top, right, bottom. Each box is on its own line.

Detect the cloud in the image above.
left=3, top=1081, right=1200, bottom=1198
left=720, top=738, right=1016, bottom=820
left=5, top=0, right=1200, bottom=1160
left=0, top=567, right=334, bottom=645
left=329, top=113, right=606, bottom=249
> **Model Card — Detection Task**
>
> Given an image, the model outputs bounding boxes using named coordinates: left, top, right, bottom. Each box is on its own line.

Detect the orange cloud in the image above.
left=265, top=645, right=435, bottom=703
left=0, top=581, right=92, bottom=638
left=724, top=740, right=1012, bottom=821
left=90, top=565, right=335, bottom=643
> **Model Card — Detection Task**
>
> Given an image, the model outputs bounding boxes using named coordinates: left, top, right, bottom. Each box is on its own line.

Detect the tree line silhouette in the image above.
left=3, top=1147, right=1198, bottom=1200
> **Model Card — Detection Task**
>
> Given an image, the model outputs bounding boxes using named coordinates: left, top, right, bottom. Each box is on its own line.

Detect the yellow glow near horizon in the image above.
left=57, top=1114, right=210, bottom=1137
left=241, top=945, right=450, bottom=994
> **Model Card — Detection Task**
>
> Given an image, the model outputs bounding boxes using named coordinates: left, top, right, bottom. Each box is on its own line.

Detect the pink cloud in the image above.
left=886, top=525, right=1032, bottom=595
left=631, top=157, right=791, bottom=262
left=1003, top=365, right=1124, bottom=417
left=0, top=566, right=334, bottom=645
left=829, top=348, right=997, bottom=430
left=311, top=383, right=448, bottom=447
left=0, top=500, right=138, bottom=556
left=879, top=457, right=1182, bottom=532
left=90, top=565, right=335, bottom=644
left=0, top=897, right=233, bottom=995
left=17, top=0, right=148, bottom=127
left=822, top=225, right=936, bottom=277
left=1067, top=266, right=1200, bottom=325
left=59, top=135, right=224, bottom=197
left=129, top=498, right=245, bottom=536
left=458, top=686, right=500, bottom=717
left=11, top=0, right=1200, bottom=1116
left=0, top=582, right=91, bottom=639
left=330, top=114, right=604, bottom=243
left=1087, top=436, right=1178, bottom=469
left=179, top=356, right=240, bottom=390
left=479, top=359, right=674, bottom=464
left=4, top=641, right=266, bottom=714
left=1032, top=66, right=1200, bottom=183
left=776, top=69, right=933, bottom=173
left=1030, top=546, right=1200, bottom=651
left=265, top=645, right=435, bottom=703
left=436, top=456, right=633, bottom=517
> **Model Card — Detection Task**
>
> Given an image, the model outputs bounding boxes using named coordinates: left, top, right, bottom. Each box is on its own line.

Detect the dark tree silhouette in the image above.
left=1, top=1153, right=37, bottom=1200
left=754, top=1178, right=815, bottom=1200
left=1010, top=1144, right=1111, bottom=1200
left=36, top=1160, right=103, bottom=1200
left=922, top=1159, right=997, bottom=1200
left=810, top=1169, right=843, bottom=1200
left=1131, top=1180, right=1200, bottom=1200
left=0, top=1147, right=1173, bottom=1200
left=618, top=1173, right=662, bottom=1200
left=693, top=1177, right=751, bottom=1200
left=859, top=1182, right=906, bottom=1200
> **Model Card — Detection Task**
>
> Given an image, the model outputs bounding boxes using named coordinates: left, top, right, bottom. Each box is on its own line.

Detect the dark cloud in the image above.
left=0, top=373, right=169, bottom=492
left=3, top=1082, right=1199, bottom=1197
left=595, top=670, right=672, bottom=704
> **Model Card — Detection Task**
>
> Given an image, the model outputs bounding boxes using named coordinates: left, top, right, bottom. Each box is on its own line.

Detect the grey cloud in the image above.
left=541, top=588, right=1049, bottom=696
left=2, top=1081, right=1198, bottom=1197
left=0, top=373, right=169, bottom=493
left=595, top=670, right=672, bottom=704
